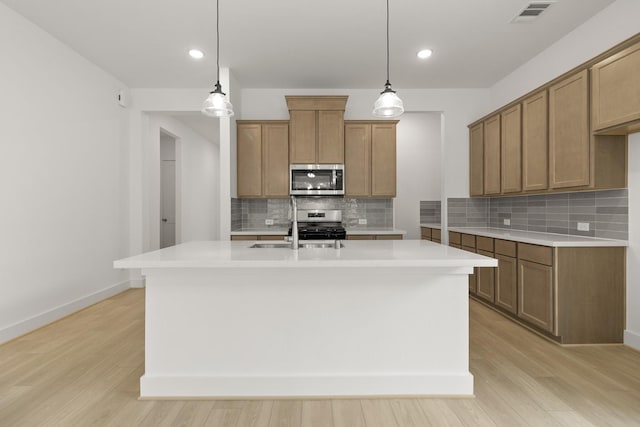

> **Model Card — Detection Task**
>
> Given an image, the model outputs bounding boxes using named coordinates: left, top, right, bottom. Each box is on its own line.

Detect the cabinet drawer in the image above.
left=461, top=233, right=476, bottom=248
left=375, top=234, right=403, bottom=240
left=450, top=243, right=462, bottom=249
left=449, top=231, right=461, bottom=245
left=477, top=236, right=494, bottom=252
left=347, top=235, right=375, bottom=240
left=495, top=239, right=517, bottom=257
left=421, top=227, right=432, bottom=240
left=432, top=228, right=441, bottom=241
left=258, top=235, right=287, bottom=241
left=231, top=235, right=257, bottom=241
left=518, top=242, right=553, bottom=265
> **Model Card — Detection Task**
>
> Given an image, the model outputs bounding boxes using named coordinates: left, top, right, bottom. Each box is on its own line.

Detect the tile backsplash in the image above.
left=419, top=200, right=441, bottom=224
left=447, top=189, right=628, bottom=240
left=231, top=198, right=394, bottom=230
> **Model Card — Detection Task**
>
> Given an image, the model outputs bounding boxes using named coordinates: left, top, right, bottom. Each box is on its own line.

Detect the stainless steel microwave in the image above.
left=289, top=164, right=345, bottom=196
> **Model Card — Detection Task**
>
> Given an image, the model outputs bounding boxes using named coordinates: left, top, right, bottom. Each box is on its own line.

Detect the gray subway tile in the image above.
left=595, top=230, right=628, bottom=240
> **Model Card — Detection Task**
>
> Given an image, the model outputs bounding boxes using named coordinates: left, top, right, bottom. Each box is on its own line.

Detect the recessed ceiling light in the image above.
left=417, top=49, right=433, bottom=59
left=189, top=49, right=204, bottom=59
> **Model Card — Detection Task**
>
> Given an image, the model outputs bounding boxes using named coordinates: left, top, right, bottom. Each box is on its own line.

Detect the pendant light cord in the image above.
left=216, top=0, right=220, bottom=84
left=386, top=0, right=390, bottom=84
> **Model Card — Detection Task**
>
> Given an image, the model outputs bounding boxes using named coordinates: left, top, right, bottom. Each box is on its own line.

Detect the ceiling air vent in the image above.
left=512, top=1, right=556, bottom=23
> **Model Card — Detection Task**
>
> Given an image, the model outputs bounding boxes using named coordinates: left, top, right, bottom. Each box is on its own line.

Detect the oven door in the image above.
left=290, top=164, right=344, bottom=196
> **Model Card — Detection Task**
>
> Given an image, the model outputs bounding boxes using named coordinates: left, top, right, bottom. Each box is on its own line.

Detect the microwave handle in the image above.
left=332, top=170, right=337, bottom=186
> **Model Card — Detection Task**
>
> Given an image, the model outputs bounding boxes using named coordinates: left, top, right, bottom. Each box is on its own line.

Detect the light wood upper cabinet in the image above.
left=592, top=41, right=640, bottom=133
left=345, top=121, right=397, bottom=198
left=262, top=123, right=290, bottom=197
left=549, top=70, right=590, bottom=189
left=522, top=90, right=548, bottom=192
left=483, top=114, right=501, bottom=195
left=286, top=96, right=348, bottom=164
left=237, top=121, right=289, bottom=198
left=289, top=110, right=316, bottom=163
left=371, top=123, right=397, bottom=197
left=318, top=111, right=344, bottom=163
left=237, top=123, right=263, bottom=197
left=500, top=104, right=522, bottom=194
left=469, top=123, right=484, bottom=196
left=344, top=123, right=371, bottom=197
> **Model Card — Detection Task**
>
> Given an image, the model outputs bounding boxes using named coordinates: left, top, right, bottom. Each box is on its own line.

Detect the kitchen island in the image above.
left=114, top=240, right=497, bottom=398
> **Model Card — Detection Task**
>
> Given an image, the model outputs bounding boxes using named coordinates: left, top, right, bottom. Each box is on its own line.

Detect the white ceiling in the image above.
left=1, top=0, right=615, bottom=89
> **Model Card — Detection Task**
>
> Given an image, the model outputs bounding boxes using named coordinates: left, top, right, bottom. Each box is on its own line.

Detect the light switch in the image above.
left=265, top=219, right=274, bottom=225
left=503, top=219, right=511, bottom=226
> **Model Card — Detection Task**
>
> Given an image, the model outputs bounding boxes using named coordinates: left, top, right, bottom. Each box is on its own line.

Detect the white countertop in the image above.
left=231, top=228, right=407, bottom=235
left=114, top=240, right=497, bottom=269
left=447, top=227, right=627, bottom=247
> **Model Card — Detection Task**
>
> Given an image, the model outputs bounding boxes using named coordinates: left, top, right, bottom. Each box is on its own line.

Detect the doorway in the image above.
left=160, top=131, right=176, bottom=248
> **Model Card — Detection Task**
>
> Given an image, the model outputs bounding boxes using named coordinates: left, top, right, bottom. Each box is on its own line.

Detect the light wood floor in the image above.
left=1, top=289, right=640, bottom=426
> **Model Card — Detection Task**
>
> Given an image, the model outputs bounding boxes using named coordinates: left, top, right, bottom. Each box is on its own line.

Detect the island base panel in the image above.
left=141, top=267, right=473, bottom=398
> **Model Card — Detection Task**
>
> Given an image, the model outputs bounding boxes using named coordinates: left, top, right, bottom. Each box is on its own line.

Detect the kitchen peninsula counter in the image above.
left=114, top=240, right=496, bottom=398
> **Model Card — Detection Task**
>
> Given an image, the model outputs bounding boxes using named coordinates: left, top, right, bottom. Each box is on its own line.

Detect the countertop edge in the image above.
left=446, top=227, right=628, bottom=247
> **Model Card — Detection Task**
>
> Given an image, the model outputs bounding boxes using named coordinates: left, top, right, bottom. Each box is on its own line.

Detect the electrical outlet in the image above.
left=265, top=219, right=274, bottom=225
left=358, top=218, right=367, bottom=225
left=503, top=218, right=511, bottom=226
left=577, top=222, right=590, bottom=231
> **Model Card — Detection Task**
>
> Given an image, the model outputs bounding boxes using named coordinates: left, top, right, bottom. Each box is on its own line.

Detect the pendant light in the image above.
left=202, top=0, right=234, bottom=118
left=372, top=0, right=404, bottom=118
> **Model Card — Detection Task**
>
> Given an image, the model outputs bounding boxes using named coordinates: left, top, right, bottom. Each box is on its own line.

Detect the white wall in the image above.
left=147, top=115, right=220, bottom=246
left=0, top=3, right=130, bottom=343
left=627, top=133, right=640, bottom=349
left=485, top=0, right=640, bottom=349
left=396, top=113, right=442, bottom=239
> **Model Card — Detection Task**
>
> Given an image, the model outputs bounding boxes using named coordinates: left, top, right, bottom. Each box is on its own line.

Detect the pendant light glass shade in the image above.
left=202, top=82, right=234, bottom=117
left=373, top=0, right=403, bottom=118
left=202, top=0, right=234, bottom=118
left=373, top=81, right=404, bottom=117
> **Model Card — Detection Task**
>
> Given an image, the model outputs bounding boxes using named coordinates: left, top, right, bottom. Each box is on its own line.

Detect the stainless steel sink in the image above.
left=249, top=242, right=293, bottom=249
left=249, top=241, right=344, bottom=249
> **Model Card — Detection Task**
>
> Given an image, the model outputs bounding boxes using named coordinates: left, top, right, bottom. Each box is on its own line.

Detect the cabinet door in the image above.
left=518, top=260, right=554, bottom=332
left=501, top=104, right=522, bottom=193
left=476, top=249, right=495, bottom=303
left=469, top=123, right=484, bottom=196
left=371, top=123, right=397, bottom=197
left=483, top=115, right=501, bottom=195
left=237, top=124, right=262, bottom=197
left=262, top=123, right=289, bottom=198
left=549, top=70, right=590, bottom=189
left=318, top=110, right=344, bottom=164
left=495, top=254, right=517, bottom=314
left=592, top=41, right=640, bottom=131
left=421, top=227, right=432, bottom=240
left=345, top=123, right=371, bottom=197
left=522, top=90, right=548, bottom=192
left=289, top=110, right=316, bottom=163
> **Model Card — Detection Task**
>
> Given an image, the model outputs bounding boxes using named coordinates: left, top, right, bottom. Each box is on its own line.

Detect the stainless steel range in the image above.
left=288, top=209, right=346, bottom=240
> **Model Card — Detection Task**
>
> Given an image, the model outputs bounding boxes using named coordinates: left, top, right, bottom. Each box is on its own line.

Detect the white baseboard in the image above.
left=129, top=277, right=145, bottom=288
left=0, top=280, right=132, bottom=344
left=624, top=329, right=640, bottom=351
left=139, top=373, right=474, bottom=398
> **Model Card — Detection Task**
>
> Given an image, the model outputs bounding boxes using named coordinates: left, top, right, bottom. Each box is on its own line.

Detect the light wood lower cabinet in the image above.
left=420, top=226, right=441, bottom=243
left=231, top=235, right=287, bottom=241
left=476, top=248, right=495, bottom=303
left=347, top=234, right=403, bottom=240
left=518, top=259, right=554, bottom=333
left=464, top=232, right=624, bottom=344
left=494, top=239, right=518, bottom=314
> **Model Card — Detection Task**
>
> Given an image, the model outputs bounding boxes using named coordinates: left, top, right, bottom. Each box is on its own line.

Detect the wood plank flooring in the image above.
left=1, top=289, right=639, bottom=426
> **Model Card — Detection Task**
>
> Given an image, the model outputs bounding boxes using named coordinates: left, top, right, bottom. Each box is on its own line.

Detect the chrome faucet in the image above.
left=291, top=195, right=299, bottom=250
